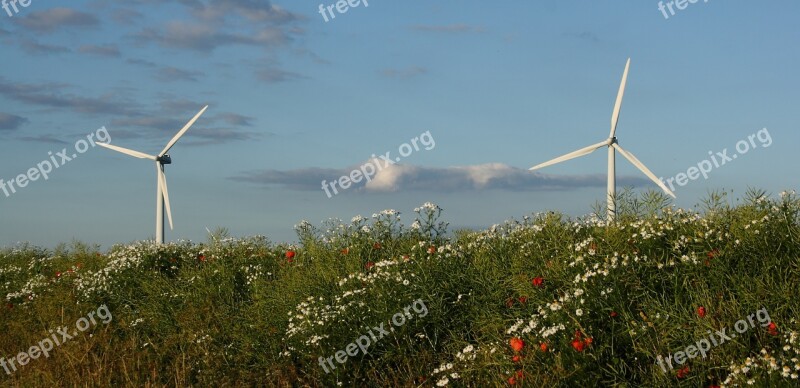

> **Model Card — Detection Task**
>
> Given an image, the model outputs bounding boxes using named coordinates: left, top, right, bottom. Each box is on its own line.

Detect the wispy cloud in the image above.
left=255, top=67, right=307, bottom=83
left=0, top=113, right=28, bottom=131
left=231, top=161, right=650, bottom=193
left=0, top=77, right=139, bottom=116
left=155, top=66, right=205, bottom=82
left=17, top=134, right=69, bottom=145
left=15, top=8, right=100, bottom=33
left=19, top=39, right=71, bottom=55
left=78, top=44, right=122, bottom=57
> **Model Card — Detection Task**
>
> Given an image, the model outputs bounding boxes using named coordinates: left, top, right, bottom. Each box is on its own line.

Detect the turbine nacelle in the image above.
left=157, top=155, right=172, bottom=165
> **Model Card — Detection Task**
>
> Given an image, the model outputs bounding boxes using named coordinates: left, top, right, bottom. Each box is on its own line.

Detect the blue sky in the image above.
left=1, top=0, right=798, bottom=248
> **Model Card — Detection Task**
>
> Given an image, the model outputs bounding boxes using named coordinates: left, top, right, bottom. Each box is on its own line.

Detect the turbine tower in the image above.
left=529, top=59, right=675, bottom=221
left=97, top=105, right=208, bottom=243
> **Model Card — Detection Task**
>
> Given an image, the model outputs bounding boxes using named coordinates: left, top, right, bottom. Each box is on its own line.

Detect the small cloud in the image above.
left=255, top=67, right=307, bottom=83
left=19, top=39, right=71, bottom=55
left=78, top=44, right=121, bottom=57
left=381, top=66, right=427, bottom=79
left=411, top=24, right=485, bottom=34
left=155, top=66, right=205, bottom=82
left=17, top=134, right=69, bottom=145
left=218, top=113, right=255, bottom=127
left=126, top=58, right=158, bottom=68
left=15, top=8, right=99, bottom=33
left=0, top=113, right=27, bottom=131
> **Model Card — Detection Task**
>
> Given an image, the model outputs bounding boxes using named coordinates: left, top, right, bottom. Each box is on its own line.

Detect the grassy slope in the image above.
left=1, top=190, right=799, bottom=387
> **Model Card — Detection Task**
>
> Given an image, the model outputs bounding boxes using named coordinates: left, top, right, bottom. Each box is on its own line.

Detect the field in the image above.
left=1, top=190, right=799, bottom=387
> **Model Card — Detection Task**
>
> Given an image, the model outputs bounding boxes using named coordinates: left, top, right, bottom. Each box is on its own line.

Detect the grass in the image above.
left=1, top=189, right=799, bottom=387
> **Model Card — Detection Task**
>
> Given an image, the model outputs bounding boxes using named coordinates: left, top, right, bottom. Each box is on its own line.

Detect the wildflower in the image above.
left=697, top=306, right=706, bottom=318
left=197, top=254, right=206, bottom=262
left=676, top=365, right=690, bottom=379
left=506, top=298, right=515, bottom=308
left=341, top=248, right=349, bottom=255
left=509, top=337, right=524, bottom=353
left=373, top=242, right=382, bottom=249
left=428, top=246, right=436, bottom=254
left=365, top=262, right=375, bottom=270
left=532, top=277, right=544, bottom=288
left=518, top=296, right=527, bottom=304
left=610, top=311, right=618, bottom=318
left=571, top=338, right=585, bottom=352
left=286, top=251, right=296, bottom=259
left=539, top=342, right=548, bottom=352
left=507, top=376, right=517, bottom=385
left=512, top=355, right=521, bottom=362
left=767, top=322, right=779, bottom=336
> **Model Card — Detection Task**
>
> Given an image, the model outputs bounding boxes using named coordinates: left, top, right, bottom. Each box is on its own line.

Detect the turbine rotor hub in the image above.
left=157, top=154, right=172, bottom=164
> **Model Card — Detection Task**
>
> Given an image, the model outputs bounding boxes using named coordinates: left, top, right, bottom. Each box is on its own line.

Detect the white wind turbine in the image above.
left=97, top=105, right=208, bottom=243
left=529, top=59, right=675, bottom=221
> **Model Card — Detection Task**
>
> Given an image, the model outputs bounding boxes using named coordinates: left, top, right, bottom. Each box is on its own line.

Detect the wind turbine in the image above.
left=528, top=59, right=675, bottom=221
left=97, top=105, right=208, bottom=243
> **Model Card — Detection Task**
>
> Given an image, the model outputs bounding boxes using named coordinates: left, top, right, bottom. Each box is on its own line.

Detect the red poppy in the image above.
left=341, top=248, right=349, bottom=255
left=55, top=272, right=61, bottom=278
left=6, top=303, right=12, bottom=310
left=518, top=296, right=527, bottom=304
left=506, top=298, right=515, bottom=308
left=531, top=277, right=544, bottom=288
left=767, top=322, right=778, bottom=336
left=509, top=337, right=524, bottom=353
left=610, top=311, right=618, bottom=318
left=507, top=376, right=517, bottom=385
left=571, top=338, right=585, bottom=352
left=427, top=246, right=436, bottom=254
left=697, top=306, right=706, bottom=318
left=373, top=242, right=382, bottom=249
left=512, top=355, right=521, bottom=362
left=676, top=365, right=690, bottom=378
left=285, top=251, right=296, bottom=259
left=365, top=261, right=375, bottom=270
left=539, top=342, right=548, bottom=352
left=402, top=255, right=410, bottom=261
left=515, top=370, right=524, bottom=379
left=197, top=254, right=206, bottom=262
left=707, top=249, right=719, bottom=259
left=709, top=385, right=721, bottom=388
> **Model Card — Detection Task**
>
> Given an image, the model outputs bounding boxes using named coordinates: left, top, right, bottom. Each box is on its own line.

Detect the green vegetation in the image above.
left=1, top=189, right=799, bottom=387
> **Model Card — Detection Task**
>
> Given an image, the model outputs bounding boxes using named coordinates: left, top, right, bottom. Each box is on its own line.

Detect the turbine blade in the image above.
left=158, top=165, right=174, bottom=230
left=612, top=143, right=676, bottom=198
left=610, top=58, right=631, bottom=138
left=96, top=142, right=157, bottom=160
left=529, top=140, right=608, bottom=171
left=160, top=105, right=208, bottom=156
